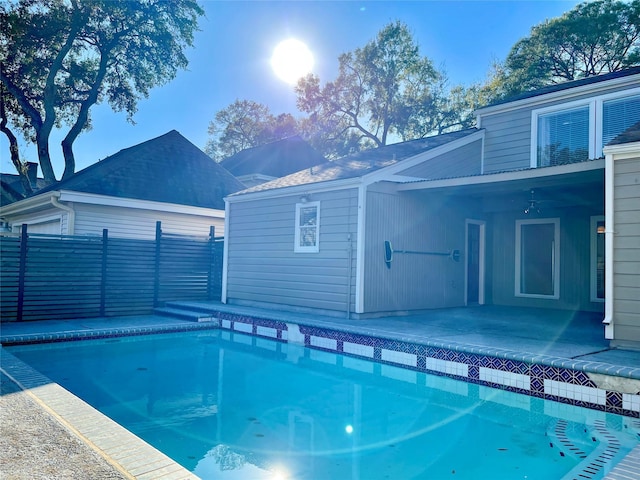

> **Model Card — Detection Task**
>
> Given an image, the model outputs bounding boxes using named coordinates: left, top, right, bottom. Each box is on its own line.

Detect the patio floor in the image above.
left=1, top=302, right=639, bottom=480
left=2, top=302, right=639, bottom=377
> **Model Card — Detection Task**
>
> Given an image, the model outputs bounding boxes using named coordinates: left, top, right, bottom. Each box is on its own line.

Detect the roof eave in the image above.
left=475, top=72, right=640, bottom=118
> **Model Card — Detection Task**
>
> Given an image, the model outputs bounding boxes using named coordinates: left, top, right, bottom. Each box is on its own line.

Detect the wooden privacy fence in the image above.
left=0, top=222, right=224, bottom=322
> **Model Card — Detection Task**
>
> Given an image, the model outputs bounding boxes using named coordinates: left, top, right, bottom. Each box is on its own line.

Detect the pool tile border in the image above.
left=217, top=312, right=640, bottom=418
left=0, top=347, right=199, bottom=480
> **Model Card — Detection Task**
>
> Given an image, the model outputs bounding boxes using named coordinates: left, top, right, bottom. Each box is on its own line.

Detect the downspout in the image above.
left=603, top=151, right=614, bottom=340
left=50, top=193, right=75, bottom=234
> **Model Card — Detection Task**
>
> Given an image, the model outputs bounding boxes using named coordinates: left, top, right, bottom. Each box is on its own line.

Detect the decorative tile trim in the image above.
left=480, top=367, right=531, bottom=391
left=623, top=393, right=640, bottom=413
left=4, top=308, right=638, bottom=418
left=425, top=357, right=469, bottom=378
left=544, top=379, right=607, bottom=406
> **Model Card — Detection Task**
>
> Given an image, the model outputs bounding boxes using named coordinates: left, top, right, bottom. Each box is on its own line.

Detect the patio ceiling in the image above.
left=397, top=161, right=604, bottom=213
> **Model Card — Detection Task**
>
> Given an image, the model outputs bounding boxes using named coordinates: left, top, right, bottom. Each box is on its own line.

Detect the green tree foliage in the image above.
left=295, top=21, right=473, bottom=153
left=1, top=0, right=203, bottom=185
left=206, top=21, right=477, bottom=160
left=205, top=100, right=299, bottom=161
left=492, top=0, right=640, bottom=99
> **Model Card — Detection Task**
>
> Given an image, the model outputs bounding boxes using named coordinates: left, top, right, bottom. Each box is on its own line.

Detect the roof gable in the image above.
left=36, top=130, right=244, bottom=210
left=221, top=136, right=326, bottom=178
left=231, top=128, right=480, bottom=196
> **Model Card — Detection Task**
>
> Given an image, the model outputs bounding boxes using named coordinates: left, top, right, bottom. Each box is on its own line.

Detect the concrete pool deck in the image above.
left=1, top=303, right=639, bottom=479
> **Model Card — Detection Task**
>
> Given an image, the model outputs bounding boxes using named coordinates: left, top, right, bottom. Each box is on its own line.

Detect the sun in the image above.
left=271, top=38, right=314, bottom=84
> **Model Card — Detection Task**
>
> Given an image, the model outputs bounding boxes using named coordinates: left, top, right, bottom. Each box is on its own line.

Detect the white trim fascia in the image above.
left=515, top=217, right=561, bottom=300
left=385, top=175, right=428, bottom=183
left=355, top=184, right=367, bottom=314
left=398, top=159, right=604, bottom=192
left=603, top=151, right=614, bottom=339
left=363, top=130, right=485, bottom=184
left=221, top=198, right=230, bottom=304
left=57, top=190, right=225, bottom=217
left=465, top=219, right=486, bottom=306
left=603, top=141, right=640, bottom=159
left=0, top=191, right=60, bottom=216
left=475, top=73, right=640, bottom=118
left=225, top=177, right=362, bottom=204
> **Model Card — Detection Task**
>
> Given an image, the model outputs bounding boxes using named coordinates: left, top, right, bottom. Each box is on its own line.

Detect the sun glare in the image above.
left=271, top=38, right=314, bottom=84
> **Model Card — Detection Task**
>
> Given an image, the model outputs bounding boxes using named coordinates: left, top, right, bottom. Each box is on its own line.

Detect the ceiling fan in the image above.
left=524, top=189, right=542, bottom=215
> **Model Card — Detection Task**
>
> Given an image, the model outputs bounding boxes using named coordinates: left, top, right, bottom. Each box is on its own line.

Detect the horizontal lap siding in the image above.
left=614, top=157, right=640, bottom=343
left=481, top=84, right=635, bottom=174
left=398, top=140, right=482, bottom=179
left=74, top=204, right=224, bottom=239
left=363, top=188, right=467, bottom=313
left=482, top=110, right=531, bottom=173
left=226, top=189, right=358, bottom=313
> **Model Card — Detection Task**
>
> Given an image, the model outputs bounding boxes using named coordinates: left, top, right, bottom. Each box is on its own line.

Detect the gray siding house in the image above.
left=222, top=67, right=640, bottom=348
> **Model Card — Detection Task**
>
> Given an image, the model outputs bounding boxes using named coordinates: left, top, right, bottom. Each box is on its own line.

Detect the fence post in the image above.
left=100, top=229, right=108, bottom=316
left=153, top=221, right=162, bottom=307
left=208, top=226, right=215, bottom=299
left=16, top=224, right=28, bottom=322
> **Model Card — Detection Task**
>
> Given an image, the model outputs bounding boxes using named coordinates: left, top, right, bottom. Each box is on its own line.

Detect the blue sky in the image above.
left=1, top=0, right=582, bottom=177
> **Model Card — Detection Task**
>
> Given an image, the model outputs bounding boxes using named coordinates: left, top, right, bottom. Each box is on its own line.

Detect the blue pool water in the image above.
left=8, top=330, right=639, bottom=480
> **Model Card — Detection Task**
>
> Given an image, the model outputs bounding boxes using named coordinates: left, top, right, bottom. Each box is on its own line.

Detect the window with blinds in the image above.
left=537, top=106, right=590, bottom=166
left=603, top=94, right=640, bottom=147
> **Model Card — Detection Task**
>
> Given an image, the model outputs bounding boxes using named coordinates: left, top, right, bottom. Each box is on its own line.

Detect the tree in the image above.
left=295, top=21, right=472, bottom=152
left=1, top=0, right=203, bottom=185
left=494, top=0, right=640, bottom=99
left=205, top=100, right=300, bottom=161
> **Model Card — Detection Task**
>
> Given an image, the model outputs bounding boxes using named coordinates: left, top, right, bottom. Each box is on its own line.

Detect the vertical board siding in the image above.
left=363, top=187, right=468, bottom=313
left=226, top=188, right=358, bottom=313
left=490, top=207, right=603, bottom=312
left=0, top=228, right=223, bottom=321
left=614, top=157, right=640, bottom=342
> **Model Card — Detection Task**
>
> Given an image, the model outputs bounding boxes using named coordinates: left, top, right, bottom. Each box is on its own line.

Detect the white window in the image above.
left=294, top=201, right=320, bottom=253
left=536, top=105, right=590, bottom=166
left=515, top=218, right=560, bottom=299
left=531, top=91, right=640, bottom=167
left=590, top=216, right=605, bottom=303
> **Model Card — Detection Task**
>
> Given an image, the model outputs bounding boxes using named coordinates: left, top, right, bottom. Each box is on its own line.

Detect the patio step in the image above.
left=154, top=306, right=218, bottom=323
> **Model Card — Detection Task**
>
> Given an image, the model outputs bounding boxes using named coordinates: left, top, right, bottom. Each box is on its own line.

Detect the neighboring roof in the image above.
left=220, top=135, right=326, bottom=178
left=483, top=66, right=640, bottom=109
left=0, top=173, right=47, bottom=206
left=608, top=121, right=640, bottom=146
left=34, top=130, right=244, bottom=210
left=231, top=128, right=480, bottom=196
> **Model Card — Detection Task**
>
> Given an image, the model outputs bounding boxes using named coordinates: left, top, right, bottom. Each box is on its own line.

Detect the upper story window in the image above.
left=531, top=91, right=640, bottom=168
left=294, top=201, right=320, bottom=253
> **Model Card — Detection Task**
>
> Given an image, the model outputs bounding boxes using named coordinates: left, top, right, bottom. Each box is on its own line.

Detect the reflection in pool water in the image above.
left=9, top=330, right=639, bottom=480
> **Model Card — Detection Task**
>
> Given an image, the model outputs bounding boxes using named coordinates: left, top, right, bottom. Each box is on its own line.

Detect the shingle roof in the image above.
left=232, top=128, right=480, bottom=195
left=486, top=66, right=640, bottom=108
left=220, top=135, right=326, bottom=177
left=36, top=130, right=244, bottom=209
left=608, top=121, right=640, bottom=146
left=1, top=174, right=47, bottom=206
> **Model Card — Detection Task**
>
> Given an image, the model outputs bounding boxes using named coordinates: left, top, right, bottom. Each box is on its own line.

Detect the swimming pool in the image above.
left=8, top=330, right=639, bottom=479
